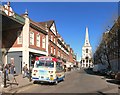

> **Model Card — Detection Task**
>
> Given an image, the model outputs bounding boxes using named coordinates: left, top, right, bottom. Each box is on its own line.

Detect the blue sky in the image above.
left=3, top=2, right=118, bottom=61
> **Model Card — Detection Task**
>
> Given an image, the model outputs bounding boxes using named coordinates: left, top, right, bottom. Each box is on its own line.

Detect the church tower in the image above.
left=81, top=27, right=93, bottom=68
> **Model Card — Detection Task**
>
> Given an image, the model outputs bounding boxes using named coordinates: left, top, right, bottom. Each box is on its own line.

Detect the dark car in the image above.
left=99, top=69, right=109, bottom=76
left=106, top=70, right=116, bottom=79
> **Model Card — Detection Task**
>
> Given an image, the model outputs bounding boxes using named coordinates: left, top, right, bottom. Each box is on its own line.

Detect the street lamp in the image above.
left=29, top=54, right=33, bottom=82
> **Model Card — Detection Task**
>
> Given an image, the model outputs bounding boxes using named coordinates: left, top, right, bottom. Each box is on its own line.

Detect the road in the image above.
left=16, top=68, right=118, bottom=94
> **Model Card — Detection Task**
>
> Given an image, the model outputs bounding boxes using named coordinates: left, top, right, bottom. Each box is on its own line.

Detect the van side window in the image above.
left=56, top=62, right=63, bottom=71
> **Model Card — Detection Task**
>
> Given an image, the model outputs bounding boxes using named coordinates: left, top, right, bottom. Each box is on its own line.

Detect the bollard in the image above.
left=4, top=70, right=6, bottom=88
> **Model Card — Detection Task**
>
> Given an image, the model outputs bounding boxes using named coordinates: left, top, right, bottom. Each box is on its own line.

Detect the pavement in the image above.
left=103, top=78, right=120, bottom=94
left=0, top=68, right=120, bottom=94
left=96, top=78, right=119, bottom=94
left=1, top=69, right=75, bottom=93
left=2, top=74, right=33, bottom=93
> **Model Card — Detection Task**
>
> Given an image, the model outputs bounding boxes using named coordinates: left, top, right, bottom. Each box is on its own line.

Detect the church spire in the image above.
left=84, top=27, right=90, bottom=46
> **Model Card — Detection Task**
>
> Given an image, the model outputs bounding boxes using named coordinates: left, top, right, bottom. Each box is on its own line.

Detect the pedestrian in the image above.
left=23, top=64, right=28, bottom=78
left=0, top=64, right=2, bottom=71
left=9, top=62, right=18, bottom=85
left=10, top=62, right=15, bottom=75
left=5, top=64, right=10, bottom=81
left=9, top=62, right=15, bottom=81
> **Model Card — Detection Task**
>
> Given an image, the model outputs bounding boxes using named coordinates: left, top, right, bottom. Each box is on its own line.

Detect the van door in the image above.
left=56, top=62, right=65, bottom=81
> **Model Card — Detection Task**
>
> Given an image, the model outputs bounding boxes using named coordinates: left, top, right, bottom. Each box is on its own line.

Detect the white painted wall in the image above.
left=22, top=16, right=30, bottom=69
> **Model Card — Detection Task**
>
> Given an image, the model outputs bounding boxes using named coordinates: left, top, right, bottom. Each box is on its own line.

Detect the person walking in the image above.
left=9, top=62, right=18, bottom=86
left=0, top=64, right=3, bottom=71
left=10, top=62, right=15, bottom=75
left=23, top=64, right=28, bottom=78
left=5, top=64, right=10, bottom=81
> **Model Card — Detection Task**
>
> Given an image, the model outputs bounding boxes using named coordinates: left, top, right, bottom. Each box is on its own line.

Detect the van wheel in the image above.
left=33, top=81, right=37, bottom=84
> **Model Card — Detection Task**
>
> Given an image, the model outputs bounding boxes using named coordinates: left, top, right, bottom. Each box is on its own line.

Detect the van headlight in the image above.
left=49, top=71, right=54, bottom=74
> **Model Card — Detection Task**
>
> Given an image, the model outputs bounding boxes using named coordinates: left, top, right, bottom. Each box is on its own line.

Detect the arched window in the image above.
left=83, top=60, right=85, bottom=63
left=86, top=49, right=88, bottom=53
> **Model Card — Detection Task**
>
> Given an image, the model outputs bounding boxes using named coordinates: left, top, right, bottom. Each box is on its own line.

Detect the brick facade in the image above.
left=2, top=2, right=77, bottom=73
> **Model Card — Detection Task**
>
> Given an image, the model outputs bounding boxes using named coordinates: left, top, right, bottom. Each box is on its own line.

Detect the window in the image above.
left=86, top=49, right=88, bottom=53
left=30, top=31, right=34, bottom=45
left=54, top=48, right=55, bottom=55
left=36, top=60, right=54, bottom=68
left=86, top=60, right=88, bottom=63
left=36, top=34, right=40, bottom=47
left=54, top=38, right=56, bottom=43
left=83, top=60, right=85, bottom=63
left=42, top=36, right=45, bottom=48
left=56, top=62, right=63, bottom=71
left=51, top=46, right=53, bottom=53
left=17, top=31, right=22, bottom=44
left=51, top=35, right=53, bottom=41
left=58, top=51, right=60, bottom=57
left=61, top=54, right=63, bottom=58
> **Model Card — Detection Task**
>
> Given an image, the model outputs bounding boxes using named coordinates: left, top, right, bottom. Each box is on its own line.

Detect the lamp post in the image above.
left=29, top=54, right=32, bottom=82
left=2, top=49, right=7, bottom=88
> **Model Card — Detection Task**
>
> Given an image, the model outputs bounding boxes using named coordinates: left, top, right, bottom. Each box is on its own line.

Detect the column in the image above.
left=22, top=16, right=30, bottom=70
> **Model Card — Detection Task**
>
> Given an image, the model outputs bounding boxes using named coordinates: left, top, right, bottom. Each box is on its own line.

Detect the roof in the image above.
left=38, top=20, right=54, bottom=28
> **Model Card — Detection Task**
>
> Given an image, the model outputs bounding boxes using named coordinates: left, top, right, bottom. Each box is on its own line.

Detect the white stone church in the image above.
left=81, top=27, right=93, bottom=68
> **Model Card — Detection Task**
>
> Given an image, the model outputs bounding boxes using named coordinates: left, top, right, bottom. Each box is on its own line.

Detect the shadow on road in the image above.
left=33, top=81, right=55, bottom=86
left=33, top=80, right=64, bottom=86
left=106, top=79, right=120, bottom=85
left=97, top=91, right=107, bottom=95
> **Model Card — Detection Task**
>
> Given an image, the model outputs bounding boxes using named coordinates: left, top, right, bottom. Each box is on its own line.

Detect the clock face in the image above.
left=50, top=23, right=56, bottom=35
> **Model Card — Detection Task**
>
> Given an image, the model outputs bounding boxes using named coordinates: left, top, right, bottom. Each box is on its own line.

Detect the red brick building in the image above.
left=1, top=2, right=77, bottom=74
left=39, top=20, right=76, bottom=65
left=1, top=3, right=48, bottom=74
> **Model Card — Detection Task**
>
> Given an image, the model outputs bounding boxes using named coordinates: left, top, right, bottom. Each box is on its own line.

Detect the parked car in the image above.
left=106, top=70, right=116, bottom=79
left=93, top=64, right=107, bottom=74
left=115, top=72, right=120, bottom=82
left=99, top=69, right=109, bottom=76
left=93, top=65, right=99, bottom=73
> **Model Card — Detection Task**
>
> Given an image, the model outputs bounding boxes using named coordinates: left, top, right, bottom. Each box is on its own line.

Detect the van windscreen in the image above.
left=36, top=60, right=54, bottom=68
